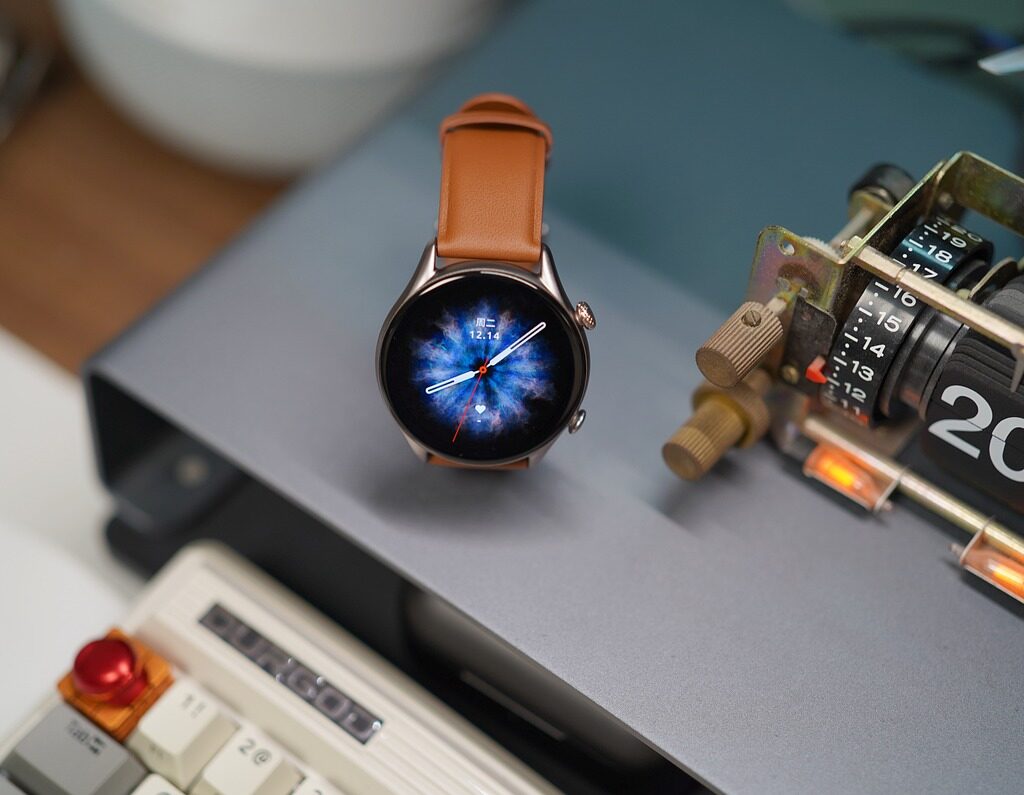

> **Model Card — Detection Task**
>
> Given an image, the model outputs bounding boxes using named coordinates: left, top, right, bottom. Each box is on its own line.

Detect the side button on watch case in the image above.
left=574, top=301, right=596, bottom=330
left=569, top=302, right=594, bottom=434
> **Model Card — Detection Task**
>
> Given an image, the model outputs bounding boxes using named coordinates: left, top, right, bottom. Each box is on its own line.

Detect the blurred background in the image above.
left=0, top=2, right=1022, bottom=782
left=0, top=0, right=1022, bottom=374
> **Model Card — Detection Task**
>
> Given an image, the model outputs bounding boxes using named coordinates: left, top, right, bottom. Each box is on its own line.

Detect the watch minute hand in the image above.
left=488, top=322, right=546, bottom=367
left=425, top=369, right=479, bottom=395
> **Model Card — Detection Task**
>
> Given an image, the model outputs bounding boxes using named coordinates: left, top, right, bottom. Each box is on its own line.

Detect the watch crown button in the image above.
left=575, top=301, right=596, bottom=330
left=568, top=409, right=587, bottom=434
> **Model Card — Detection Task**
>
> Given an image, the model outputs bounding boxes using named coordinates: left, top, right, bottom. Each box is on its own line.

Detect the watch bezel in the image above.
left=376, top=241, right=590, bottom=468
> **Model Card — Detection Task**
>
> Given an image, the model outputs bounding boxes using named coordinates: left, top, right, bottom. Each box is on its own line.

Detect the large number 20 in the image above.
left=927, top=384, right=1024, bottom=482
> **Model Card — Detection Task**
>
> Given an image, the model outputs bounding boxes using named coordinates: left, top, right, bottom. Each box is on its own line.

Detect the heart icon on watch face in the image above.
left=474, top=404, right=486, bottom=415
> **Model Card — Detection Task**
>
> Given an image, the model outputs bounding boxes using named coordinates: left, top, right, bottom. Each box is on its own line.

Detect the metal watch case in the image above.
left=376, top=241, right=592, bottom=467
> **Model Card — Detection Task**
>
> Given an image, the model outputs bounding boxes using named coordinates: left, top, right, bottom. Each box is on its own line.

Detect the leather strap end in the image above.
left=436, top=92, right=551, bottom=265
left=439, top=93, right=552, bottom=149
left=439, top=108, right=552, bottom=157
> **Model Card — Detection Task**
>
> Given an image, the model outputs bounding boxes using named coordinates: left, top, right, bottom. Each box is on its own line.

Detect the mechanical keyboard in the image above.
left=0, top=543, right=558, bottom=795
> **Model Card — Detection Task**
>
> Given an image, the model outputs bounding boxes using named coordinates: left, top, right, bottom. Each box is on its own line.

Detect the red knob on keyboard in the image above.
left=72, top=637, right=149, bottom=706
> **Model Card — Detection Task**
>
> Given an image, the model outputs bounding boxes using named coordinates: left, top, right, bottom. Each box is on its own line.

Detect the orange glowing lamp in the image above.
left=957, top=530, right=1024, bottom=603
left=803, top=444, right=895, bottom=512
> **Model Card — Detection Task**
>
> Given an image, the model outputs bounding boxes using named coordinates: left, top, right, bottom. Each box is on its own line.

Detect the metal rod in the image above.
left=854, top=244, right=1024, bottom=390
left=800, top=414, right=1024, bottom=561
left=829, top=206, right=876, bottom=250
left=802, top=415, right=903, bottom=480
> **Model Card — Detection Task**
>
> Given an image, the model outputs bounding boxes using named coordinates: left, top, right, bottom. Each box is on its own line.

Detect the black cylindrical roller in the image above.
left=849, top=163, right=916, bottom=206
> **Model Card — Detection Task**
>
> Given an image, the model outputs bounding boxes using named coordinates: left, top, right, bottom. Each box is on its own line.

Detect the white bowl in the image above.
left=56, top=0, right=501, bottom=175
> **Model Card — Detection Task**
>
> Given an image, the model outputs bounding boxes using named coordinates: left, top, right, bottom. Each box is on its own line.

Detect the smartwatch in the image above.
left=377, top=93, right=594, bottom=469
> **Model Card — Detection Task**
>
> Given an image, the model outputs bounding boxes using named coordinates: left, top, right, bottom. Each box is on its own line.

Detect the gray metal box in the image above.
left=85, top=2, right=1023, bottom=792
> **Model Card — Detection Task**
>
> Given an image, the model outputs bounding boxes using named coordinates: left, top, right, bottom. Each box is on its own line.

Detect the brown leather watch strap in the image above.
left=427, top=454, right=530, bottom=470
left=437, top=93, right=551, bottom=266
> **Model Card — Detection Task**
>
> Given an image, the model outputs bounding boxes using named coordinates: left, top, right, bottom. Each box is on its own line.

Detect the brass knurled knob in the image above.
left=696, top=301, right=783, bottom=388
left=663, top=400, right=746, bottom=480
left=662, top=370, right=772, bottom=481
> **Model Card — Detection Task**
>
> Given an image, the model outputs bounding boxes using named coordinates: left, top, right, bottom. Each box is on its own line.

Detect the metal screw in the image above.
left=568, top=409, right=586, bottom=434
left=697, top=301, right=783, bottom=387
left=780, top=364, right=800, bottom=384
left=575, top=301, right=596, bottom=330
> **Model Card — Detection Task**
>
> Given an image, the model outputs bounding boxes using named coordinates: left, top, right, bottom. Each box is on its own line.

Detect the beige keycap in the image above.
left=189, top=727, right=301, bottom=795
left=127, top=678, right=236, bottom=789
left=128, top=774, right=186, bottom=795
left=291, top=778, right=344, bottom=795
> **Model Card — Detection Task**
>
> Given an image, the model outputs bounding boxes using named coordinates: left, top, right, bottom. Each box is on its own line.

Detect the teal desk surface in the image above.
left=404, top=0, right=1018, bottom=309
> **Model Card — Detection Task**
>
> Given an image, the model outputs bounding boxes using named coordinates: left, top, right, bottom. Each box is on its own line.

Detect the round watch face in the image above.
left=379, top=271, right=586, bottom=464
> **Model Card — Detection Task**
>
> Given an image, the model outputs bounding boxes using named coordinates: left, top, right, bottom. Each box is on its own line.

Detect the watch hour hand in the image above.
left=425, top=369, right=480, bottom=395
left=488, top=322, right=546, bottom=367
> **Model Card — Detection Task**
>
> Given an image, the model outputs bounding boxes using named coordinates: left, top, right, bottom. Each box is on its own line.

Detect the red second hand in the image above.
left=452, top=361, right=488, bottom=443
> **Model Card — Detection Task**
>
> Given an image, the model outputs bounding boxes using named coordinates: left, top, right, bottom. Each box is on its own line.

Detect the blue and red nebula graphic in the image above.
left=412, top=302, right=554, bottom=437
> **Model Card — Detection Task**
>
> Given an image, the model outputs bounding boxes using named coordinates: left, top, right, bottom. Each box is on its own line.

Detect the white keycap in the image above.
left=130, top=773, right=187, bottom=795
left=292, top=778, right=344, bottom=795
left=190, top=727, right=302, bottom=795
left=127, top=678, right=237, bottom=789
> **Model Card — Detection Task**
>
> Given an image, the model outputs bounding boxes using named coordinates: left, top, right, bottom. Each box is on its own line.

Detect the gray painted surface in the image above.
left=88, top=2, right=1023, bottom=793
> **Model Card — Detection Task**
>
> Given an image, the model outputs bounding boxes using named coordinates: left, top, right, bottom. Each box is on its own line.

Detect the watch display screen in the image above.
left=380, top=272, right=585, bottom=463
